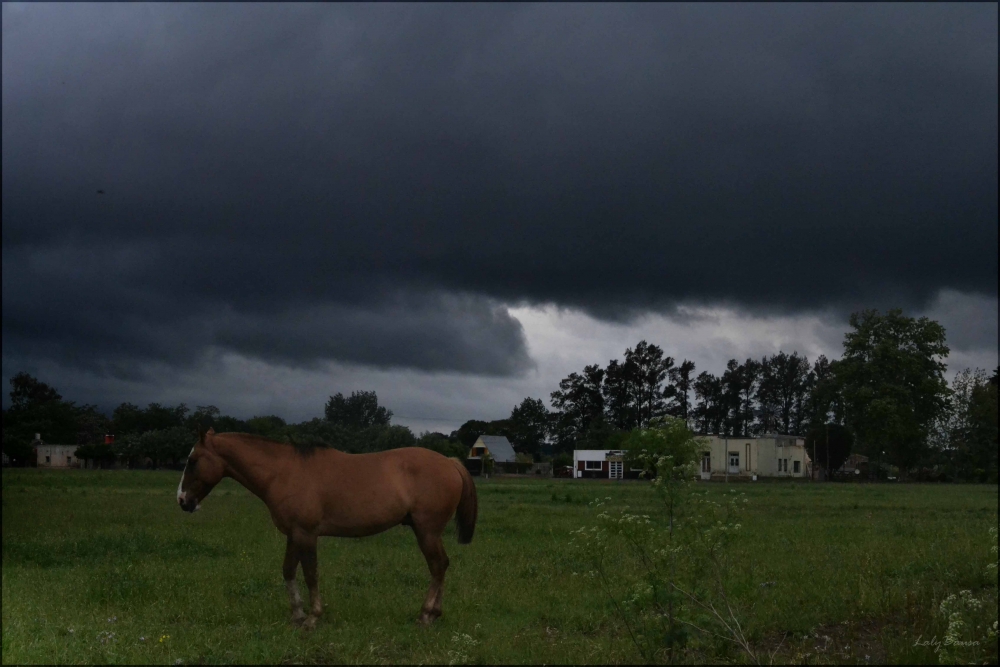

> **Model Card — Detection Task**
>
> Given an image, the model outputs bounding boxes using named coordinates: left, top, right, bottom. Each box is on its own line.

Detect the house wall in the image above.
left=701, top=437, right=755, bottom=477
left=700, top=435, right=810, bottom=478
left=574, top=450, right=614, bottom=479
left=759, top=436, right=809, bottom=477
left=576, top=459, right=609, bottom=479
left=36, top=445, right=80, bottom=468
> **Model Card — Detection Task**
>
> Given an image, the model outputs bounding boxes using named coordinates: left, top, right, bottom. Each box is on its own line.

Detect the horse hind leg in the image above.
left=298, top=535, right=323, bottom=630
left=283, top=537, right=307, bottom=625
left=413, top=524, right=449, bottom=625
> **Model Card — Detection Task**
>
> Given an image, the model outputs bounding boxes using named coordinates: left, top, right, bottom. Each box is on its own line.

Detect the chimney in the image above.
left=105, top=434, right=115, bottom=445
left=35, top=433, right=41, bottom=441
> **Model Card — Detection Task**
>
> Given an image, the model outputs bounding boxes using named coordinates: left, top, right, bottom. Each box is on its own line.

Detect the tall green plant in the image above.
left=574, top=424, right=769, bottom=664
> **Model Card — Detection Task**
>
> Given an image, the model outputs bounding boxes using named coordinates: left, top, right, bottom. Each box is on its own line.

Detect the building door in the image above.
left=609, top=460, right=623, bottom=479
left=701, top=452, right=711, bottom=480
left=728, top=451, right=740, bottom=474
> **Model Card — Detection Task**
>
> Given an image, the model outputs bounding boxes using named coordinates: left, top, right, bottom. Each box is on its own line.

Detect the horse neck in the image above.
left=210, top=434, right=282, bottom=501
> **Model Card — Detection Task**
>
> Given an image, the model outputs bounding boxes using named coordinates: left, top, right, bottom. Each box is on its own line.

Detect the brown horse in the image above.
left=176, top=428, right=477, bottom=628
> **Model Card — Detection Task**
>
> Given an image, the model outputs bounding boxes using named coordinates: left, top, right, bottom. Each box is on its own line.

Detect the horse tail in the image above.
left=454, top=460, right=478, bottom=544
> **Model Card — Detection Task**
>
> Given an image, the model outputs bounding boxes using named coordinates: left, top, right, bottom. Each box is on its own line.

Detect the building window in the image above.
left=584, top=460, right=603, bottom=471
left=793, top=460, right=801, bottom=473
left=45, top=455, right=51, bottom=463
left=66, top=456, right=72, bottom=464
left=745, top=443, right=751, bottom=470
left=701, top=452, right=711, bottom=473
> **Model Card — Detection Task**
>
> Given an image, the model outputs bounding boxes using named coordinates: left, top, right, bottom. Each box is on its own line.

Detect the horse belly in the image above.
left=317, top=496, right=410, bottom=538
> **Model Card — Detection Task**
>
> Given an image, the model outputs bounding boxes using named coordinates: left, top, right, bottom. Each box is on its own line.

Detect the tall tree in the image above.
left=666, top=359, right=696, bottom=427
left=966, top=379, right=998, bottom=482
left=720, top=360, right=744, bottom=435
left=737, top=359, right=762, bottom=436
left=603, top=358, right=638, bottom=430
left=693, top=371, right=725, bottom=434
left=804, top=355, right=842, bottom=430
left=935, top=368, right=998, bottom=481
left=756, top=356, right=781, bottom=434
left=550, top=364, right=606, bottom=452
left=804, top=423, right=855, bottom=475
left=625, top=340, right=673, bottom=429
left=324, top=390, right=393, bottom=429
left=508, top=397, right=550, bottom=459
left=720, top=359, right=758, bottom=436
left=835, top=308, right=950, bottom=476
left=767, top=351, right=810, bottom=434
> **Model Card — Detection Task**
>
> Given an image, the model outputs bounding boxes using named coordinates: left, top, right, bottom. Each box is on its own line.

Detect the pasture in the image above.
left=2, top=469, right=997, bottom=664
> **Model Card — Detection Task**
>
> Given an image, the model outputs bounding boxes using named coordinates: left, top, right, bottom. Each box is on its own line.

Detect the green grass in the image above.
left=2, top=469, right=996, bottom=664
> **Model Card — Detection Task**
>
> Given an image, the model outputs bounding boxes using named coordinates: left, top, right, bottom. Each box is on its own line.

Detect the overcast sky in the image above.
left=3, top=3, right=997, bottom=433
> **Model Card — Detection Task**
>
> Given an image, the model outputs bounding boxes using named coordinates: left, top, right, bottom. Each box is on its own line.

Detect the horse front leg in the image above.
left=298, top=535, right=322, bottom=630
left=283, top=537, right=307, bottom=625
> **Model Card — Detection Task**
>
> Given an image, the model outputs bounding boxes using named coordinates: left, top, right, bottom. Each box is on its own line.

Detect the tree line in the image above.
left=1, top=384, right=467, bottom=468
left=2, top=308, right=996, bottom=481
left=530, top=309, right=996, bottom=481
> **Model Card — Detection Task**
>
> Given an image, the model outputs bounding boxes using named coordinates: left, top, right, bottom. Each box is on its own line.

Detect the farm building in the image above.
left=572, top=434, right=812, bottom=481
left=698, top=434, right=811, bottom=480
left=35, top=434, right=81, bottom=469
left=466, top=435, right=530, bottom=475
left=836, top=453, right=869, bottom=477
left=468, top=435, right=517, bottom=464
left=572, top=449, right=644, bottom=479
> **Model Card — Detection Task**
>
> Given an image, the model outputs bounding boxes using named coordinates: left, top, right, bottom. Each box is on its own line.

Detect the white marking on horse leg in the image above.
left=310, top=589, right=322, bottom=616
left=286, top=579, right=305, bottom=619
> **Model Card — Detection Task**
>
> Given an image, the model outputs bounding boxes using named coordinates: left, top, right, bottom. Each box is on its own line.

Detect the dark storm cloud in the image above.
left=2, top=3, right=996, bottom=377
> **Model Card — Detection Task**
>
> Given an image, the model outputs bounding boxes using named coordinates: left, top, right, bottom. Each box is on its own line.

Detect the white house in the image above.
left=36, top=443, right=81, bottom=468
left=572, top=434, right=812, bottom=482
left=698, top=434, right=811, bottom=480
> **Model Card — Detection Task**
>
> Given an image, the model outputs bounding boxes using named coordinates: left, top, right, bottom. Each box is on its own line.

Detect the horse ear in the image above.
left=197, top=423, right=210, bottom=443
left=206, top=427, right=215, bottom=436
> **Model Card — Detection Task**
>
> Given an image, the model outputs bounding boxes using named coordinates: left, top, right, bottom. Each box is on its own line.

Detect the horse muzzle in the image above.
left=178, top=495, right=200, bottom=513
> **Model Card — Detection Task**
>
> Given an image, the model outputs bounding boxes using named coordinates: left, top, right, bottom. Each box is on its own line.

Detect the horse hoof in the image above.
left=290, top=613, right=307, bottom=626
left=417, top=611, right=441, bottom=626
left=302, top=616, right=318, bottom=631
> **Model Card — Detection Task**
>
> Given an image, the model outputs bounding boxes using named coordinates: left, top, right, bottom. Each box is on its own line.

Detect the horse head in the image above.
left=177, top=426, right=224, bottom=513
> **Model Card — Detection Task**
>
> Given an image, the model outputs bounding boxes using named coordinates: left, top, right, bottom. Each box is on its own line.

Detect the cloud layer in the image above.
left=3, top=4, right=996, bottom=402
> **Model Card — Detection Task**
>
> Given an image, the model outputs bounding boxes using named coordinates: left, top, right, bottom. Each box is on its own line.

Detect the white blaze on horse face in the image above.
left=177, top=447, right=195, bottom=504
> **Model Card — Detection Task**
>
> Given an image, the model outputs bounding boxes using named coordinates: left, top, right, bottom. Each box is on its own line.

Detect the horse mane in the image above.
left=217, top=431, right=328, bottom=456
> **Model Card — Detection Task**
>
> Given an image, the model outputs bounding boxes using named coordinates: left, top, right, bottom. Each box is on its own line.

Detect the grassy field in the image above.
left=2, top=469, right=997, bottom=664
